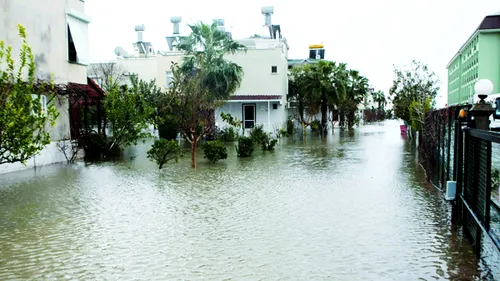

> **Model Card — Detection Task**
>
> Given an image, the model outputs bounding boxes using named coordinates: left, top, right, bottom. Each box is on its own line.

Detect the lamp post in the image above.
left=470, top=79, right=495, bottom=130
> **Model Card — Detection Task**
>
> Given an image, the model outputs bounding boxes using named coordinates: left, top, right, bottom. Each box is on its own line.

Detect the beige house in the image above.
left=96, top=7, right=289, bottom=135
left=0, top=0, right=91, bottom=173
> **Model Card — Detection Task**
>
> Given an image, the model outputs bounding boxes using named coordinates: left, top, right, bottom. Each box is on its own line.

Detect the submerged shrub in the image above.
left=250, top=125, right=267, bottom=145
left=236, top=136, right=254, bottom=157
left=147, top=139, right=182, bottom=169
left=203, top=140, right=228, bottom=163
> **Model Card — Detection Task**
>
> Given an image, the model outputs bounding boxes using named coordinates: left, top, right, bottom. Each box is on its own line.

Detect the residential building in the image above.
left=0, top=0, right=91, bottom=174
left=446, top=11, right=500, bottom=106
left=98, top=6, right=289, bottom=134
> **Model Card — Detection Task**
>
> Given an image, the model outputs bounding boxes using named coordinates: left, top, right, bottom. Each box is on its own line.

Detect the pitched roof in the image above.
left=230, top=95, right=282, bottom=101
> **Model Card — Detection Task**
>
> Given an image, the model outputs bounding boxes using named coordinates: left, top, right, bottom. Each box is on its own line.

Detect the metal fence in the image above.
left=421, top=105, right=471, bottom=190
left=456, top=126, right=500, bottom=256
left=421, top=105, right=500, bottom=259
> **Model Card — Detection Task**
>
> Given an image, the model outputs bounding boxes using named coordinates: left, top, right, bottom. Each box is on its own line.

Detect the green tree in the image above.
left=147, top=139, right=182, bottom=169
left=0, top=24, right=59, bottom=164
left=173, top=21, right=246, bottom=168
left=104, top=76, right=156, bottom=152
left=390, top=60, right=439, bottom=138
left=342, top=70, right=369, bottom=129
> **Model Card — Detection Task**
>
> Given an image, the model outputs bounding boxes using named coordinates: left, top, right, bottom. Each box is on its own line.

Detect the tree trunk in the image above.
left=301, top=122, right=307, bottom=137
left=321, top=90, right=328, bottom=136
left=191, top=138, right=197, bottom=169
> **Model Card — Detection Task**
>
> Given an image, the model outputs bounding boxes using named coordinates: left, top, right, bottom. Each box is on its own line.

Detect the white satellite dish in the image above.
left=114, top=46, right=129, bottom=58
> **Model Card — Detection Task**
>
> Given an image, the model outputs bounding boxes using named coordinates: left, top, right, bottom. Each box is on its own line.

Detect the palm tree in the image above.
left=343, top=70, right=369, bottom=129
left=302, top=60, right=346, bottom=136
left=174, top=21, right=246, bottom=168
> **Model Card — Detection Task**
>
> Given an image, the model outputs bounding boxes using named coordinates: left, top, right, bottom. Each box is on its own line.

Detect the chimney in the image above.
left=171, top=16, right=182, bottom=35
left=261, top=6, right=274, bottom=27
left=135, top=25, right=145, bottom=42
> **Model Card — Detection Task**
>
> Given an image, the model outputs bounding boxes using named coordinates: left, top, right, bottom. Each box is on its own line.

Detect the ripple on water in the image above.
left=0, top=121, right=495, bottom=280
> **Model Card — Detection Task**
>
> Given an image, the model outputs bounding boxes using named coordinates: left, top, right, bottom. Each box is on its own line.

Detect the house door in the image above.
left=243, top=104, right=255, bottom=129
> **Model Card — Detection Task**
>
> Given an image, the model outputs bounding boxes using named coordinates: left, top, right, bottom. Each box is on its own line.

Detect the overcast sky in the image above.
left=85, top=0, right=499, bottom=107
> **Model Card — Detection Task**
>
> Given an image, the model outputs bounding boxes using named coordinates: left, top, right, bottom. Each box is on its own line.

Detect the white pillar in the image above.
left=267, top=101, right=271, bottom=133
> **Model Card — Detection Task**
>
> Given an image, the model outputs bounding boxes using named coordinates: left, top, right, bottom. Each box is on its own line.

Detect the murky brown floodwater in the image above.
left=0, top=120, right=497, bottom=280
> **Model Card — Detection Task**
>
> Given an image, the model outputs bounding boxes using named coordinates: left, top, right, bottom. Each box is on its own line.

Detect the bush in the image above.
left=203, top=140, right=228, bottom=163
left=236, top=136, right=254, bottom=157
left=250, top=125, right=267, bottom=144
left=286, top=119, right=295, bottom=136
left=310, top=120, right=320, bottom=132
left=158, top=121, right=179, bottom=140
left=147, top=139, right=182, bottom=169
left=83, top=133, right=107, bottom=160
left=261, top=134, right=278, bottom=150
left=218, top=127, right=238, bottom=142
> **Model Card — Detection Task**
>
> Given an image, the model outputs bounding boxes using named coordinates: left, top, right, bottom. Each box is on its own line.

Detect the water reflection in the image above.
left=0, top=120, right=496, bottom=280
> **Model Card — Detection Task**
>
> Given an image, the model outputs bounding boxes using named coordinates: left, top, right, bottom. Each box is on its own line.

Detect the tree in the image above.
left=173, top=21, right=246, bottom=168
left=0, top=24, right=59, bottom=165
left=88, top=62, right=126, bottom=92
left=147, top=139, right=181, bottom=169
left=288, top=61, right=347, bottom=136
left=372, top=90, right=387, bottom=120
left=390, top=60, right=439, bottom=137
left=288, top=65, right=316, bottom=136
left=342, top=70, right=369, bottom=129
left=104, top=75, right=156, bottom=153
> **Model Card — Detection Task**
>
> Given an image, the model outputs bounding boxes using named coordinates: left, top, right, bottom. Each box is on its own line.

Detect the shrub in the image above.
left=158, top=121, right=179, bottom=140
left=236, top=136, right=254, bottom=157
left=286, top=119, right=295, bottom=136
left=310, top=120, right=320, bottom=132
left=250, top=124, right=267, bottom=144
left=147, top=139, right=182, bottom=169
left=203, top=140, right=228, bottom=163
left=260, top=133, right=278, bottom=150
left=218, top=127, right=237, bottom=142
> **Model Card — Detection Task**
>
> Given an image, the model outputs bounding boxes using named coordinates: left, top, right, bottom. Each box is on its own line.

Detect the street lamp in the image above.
left=474, top=78, right=494, bottom=104
left=470, top=78, right=495, bottom=130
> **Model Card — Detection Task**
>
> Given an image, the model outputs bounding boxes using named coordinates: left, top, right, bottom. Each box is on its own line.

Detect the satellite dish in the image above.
left=114, top=46, right=129, bottom=58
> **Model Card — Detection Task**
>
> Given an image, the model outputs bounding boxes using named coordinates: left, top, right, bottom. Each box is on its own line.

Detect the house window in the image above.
left=66, top=10, right=91, bottom=65
left=271, top=66, right=277, bottom=73
left=166, top=71, right=173, bottom=88
left=272, top=103, right=278, bottom=110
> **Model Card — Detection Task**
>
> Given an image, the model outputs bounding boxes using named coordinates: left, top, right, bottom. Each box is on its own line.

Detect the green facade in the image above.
left=447, top=14, right=500, bottom=106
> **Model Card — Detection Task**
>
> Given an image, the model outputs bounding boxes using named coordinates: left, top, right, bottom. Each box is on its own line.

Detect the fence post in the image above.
left=452, top=120, right=463, bottom=225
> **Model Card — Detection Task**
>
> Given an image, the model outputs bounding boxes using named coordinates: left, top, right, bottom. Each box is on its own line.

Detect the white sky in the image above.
left=85, top=0, right=499, bottom=108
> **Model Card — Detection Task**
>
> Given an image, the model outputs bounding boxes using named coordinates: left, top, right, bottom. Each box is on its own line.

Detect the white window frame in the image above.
left=65, top=9, right=91, bottom=66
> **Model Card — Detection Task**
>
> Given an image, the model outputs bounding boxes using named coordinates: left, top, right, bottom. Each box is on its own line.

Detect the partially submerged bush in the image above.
left=203, top=140, right=228, bottom=163
left=250, top=125, right=267, bottom=145
left=286, top=119, right=295, bottom=136
left=236, top=136, right=254, bottom=157
left=310, top=119, right=320, bottom=132
left=147, top=139, right=182, bottom=169
left=218, top=127, right=237, bottom=142
left=261, top=135, right=278, bottom=151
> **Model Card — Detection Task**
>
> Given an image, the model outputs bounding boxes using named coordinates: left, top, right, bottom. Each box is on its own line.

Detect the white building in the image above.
left=0, top=0, right=91, bottom=174
left=97, top=6, right=289, bottom=135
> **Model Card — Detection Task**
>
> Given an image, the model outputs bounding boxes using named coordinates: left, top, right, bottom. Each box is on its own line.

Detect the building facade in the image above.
left=99, top=8, right=289, bottom=135
left=447, top=12, right=500, bottom=106
left=0, top=0, right=91, bottom=174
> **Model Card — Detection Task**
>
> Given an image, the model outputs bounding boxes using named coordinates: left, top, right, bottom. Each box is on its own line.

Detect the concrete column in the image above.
left=470, top=99, right=494, bottom=130
left=268, top=101, right=271, bottom=132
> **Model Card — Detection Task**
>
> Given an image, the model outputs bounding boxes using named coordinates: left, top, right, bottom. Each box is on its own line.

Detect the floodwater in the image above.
left=0, top=120, right=496, bottom=280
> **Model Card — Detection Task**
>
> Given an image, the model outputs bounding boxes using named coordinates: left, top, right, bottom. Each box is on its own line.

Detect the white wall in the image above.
left=216, top=101, right=286, bottom=136
left=0, top=0, right=89, bottom=174
left=111, top=38, right=290, bottom=133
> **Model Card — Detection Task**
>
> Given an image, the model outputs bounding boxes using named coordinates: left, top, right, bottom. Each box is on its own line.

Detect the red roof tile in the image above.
left=230, top=95, right=282, bottom=101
